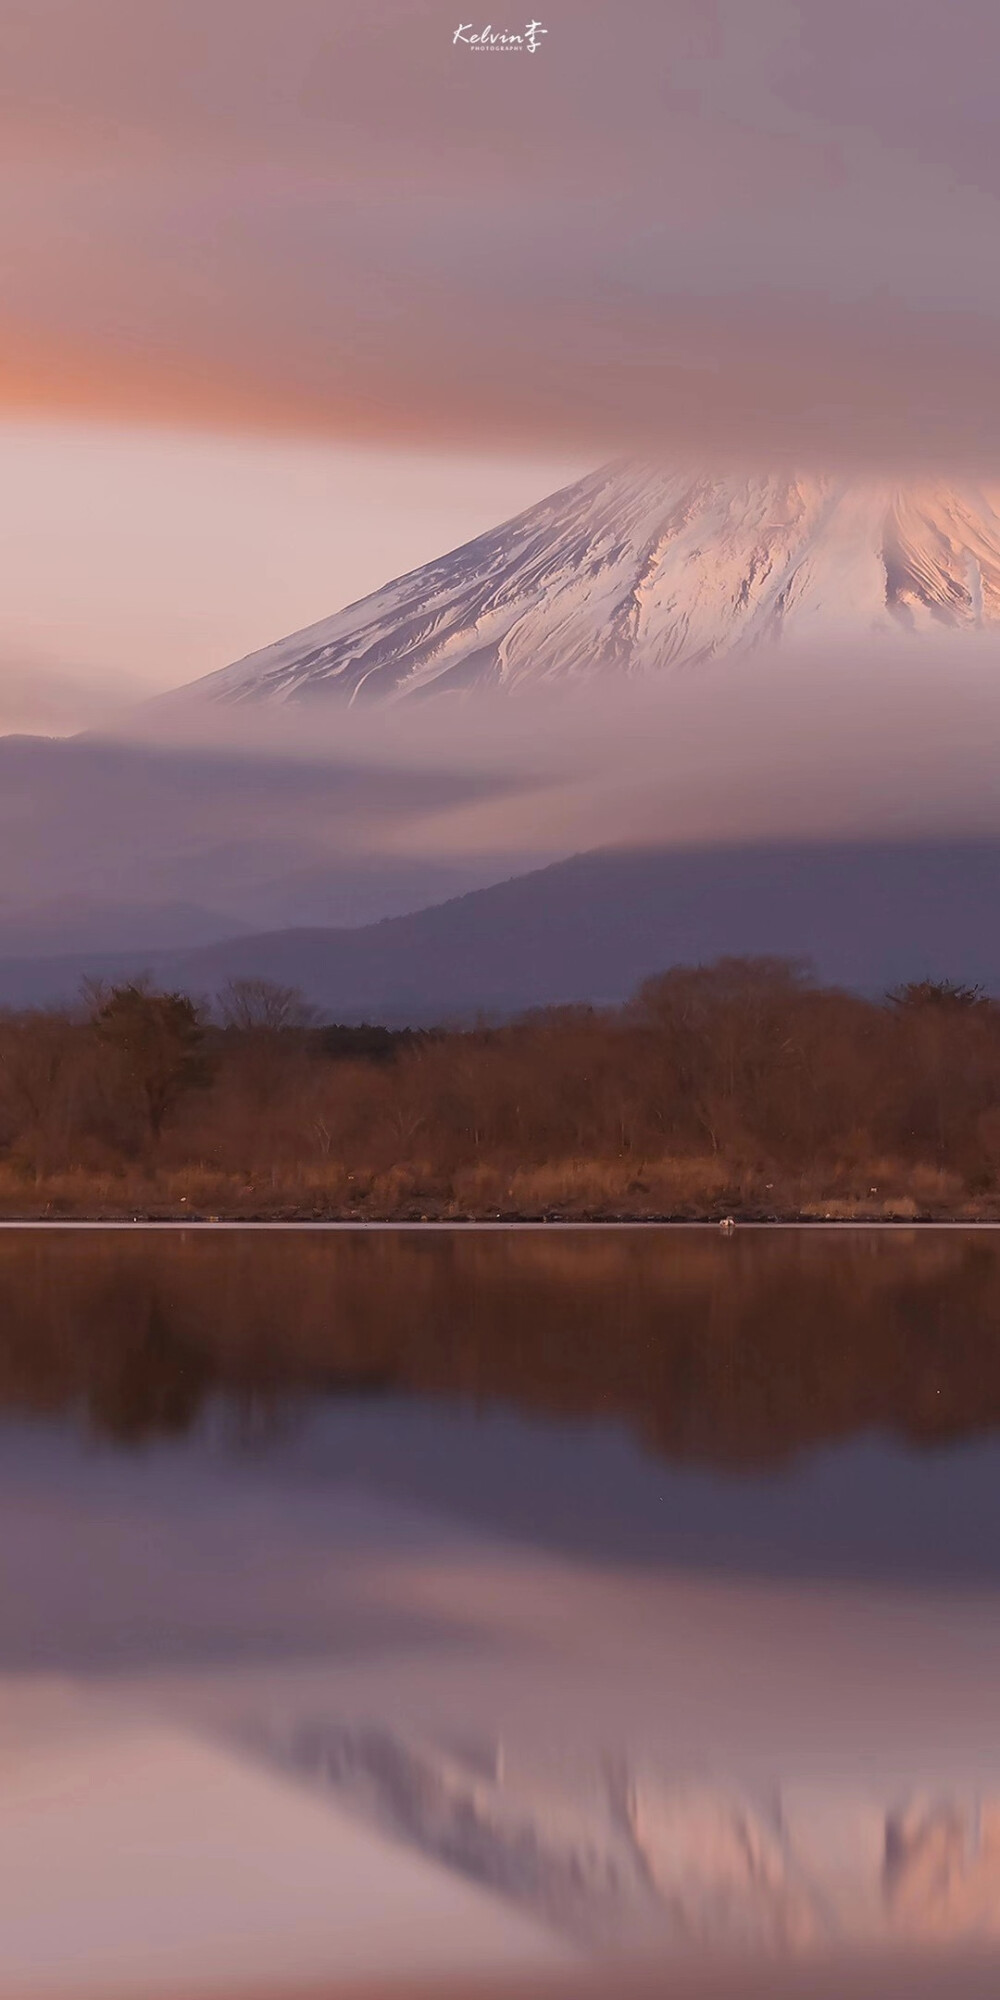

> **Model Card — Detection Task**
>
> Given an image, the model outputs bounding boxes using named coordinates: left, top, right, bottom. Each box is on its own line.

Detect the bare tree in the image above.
left=217, top=978, right=316, bottom=1033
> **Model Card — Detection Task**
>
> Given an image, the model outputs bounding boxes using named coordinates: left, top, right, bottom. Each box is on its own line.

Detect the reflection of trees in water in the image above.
left=0, top=1230, right=998, bottom=1464
left=83, top=1297, right=213, bottom=1442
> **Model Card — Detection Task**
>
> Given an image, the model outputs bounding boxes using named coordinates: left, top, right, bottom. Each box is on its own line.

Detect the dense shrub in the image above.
left=2, top=963, right=1000, bottom=1214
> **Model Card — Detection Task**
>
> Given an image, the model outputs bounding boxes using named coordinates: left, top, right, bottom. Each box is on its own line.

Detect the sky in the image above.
left=0, top=421, right=587, bottom=719
left=4, top=0, right=1000, bottom=716
left=4, top=0, right=1000, bottom=462
left=3, top=0, right=1000, bottom=942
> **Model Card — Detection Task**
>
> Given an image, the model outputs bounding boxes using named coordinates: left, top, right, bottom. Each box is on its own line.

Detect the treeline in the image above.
left=1, top=959, right=1000, bottom=1216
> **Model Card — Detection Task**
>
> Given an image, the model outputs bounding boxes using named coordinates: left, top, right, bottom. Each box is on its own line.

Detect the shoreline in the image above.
left=5, top=1214, right=1000, bottom=1230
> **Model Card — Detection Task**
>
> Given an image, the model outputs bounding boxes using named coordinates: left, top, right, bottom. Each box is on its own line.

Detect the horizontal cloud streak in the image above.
left=2, top=2, right=1000, bottom=466
left=2, top=633, right=995, bottom=929
left=318, top=637, right=1000, bottom=853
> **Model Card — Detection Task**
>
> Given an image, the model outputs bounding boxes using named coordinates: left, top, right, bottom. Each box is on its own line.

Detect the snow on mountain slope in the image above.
left=186, top=464, right=1000, bottom=707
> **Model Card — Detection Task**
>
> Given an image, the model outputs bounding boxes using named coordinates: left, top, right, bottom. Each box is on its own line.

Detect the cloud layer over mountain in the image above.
left=2, top=619, right=1000, bottom=964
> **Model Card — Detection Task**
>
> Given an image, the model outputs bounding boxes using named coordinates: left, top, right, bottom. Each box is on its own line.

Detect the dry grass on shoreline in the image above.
left=0, top=1154, right=992, bottom=1224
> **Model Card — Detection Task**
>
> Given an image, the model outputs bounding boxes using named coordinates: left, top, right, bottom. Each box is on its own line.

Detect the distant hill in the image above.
left=0, top=732, right=513, bottom=936
left=1, top=840, right=999, bottom=1018
left=0, top=896, right=248, bottom=960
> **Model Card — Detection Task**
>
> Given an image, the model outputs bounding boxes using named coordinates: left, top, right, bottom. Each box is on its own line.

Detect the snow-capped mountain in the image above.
left=189, top=464, right=1000, bottom=706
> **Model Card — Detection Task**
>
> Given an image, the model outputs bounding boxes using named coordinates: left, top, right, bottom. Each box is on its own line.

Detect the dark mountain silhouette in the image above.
left=1, top=839, right=998, bottom=1018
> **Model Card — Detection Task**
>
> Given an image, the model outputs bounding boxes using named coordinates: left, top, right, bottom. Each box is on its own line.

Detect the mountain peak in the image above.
left=184, top=464, right=1000, bottom=707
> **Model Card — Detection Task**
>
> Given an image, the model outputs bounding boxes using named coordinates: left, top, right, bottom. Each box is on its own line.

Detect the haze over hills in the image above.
left=0, top=896, right=249, bottom=960
left=0, top=732, right=519, bottom=942
left=2, top=842, right=1000, bottom=1018
left=7, top=470, right=1000, bottom=996
left=180, top=463, right=1000, bottom=708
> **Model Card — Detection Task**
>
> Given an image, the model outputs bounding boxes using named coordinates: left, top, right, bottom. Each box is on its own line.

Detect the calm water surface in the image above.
left=7, top=1227, right=1000, bottom=1987
left=3, top=1224, right=1000, bottom=1590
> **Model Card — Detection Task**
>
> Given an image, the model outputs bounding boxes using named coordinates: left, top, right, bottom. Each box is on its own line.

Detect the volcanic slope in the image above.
left=186, top=465, right=1000, bottom=707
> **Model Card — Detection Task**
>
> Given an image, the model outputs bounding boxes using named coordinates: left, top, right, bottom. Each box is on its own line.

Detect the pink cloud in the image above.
left=0, top=2, right=998, bottom=468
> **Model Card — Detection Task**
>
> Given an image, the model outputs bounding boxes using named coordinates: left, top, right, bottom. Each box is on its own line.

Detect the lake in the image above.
left=4, top=1225, right=1000, bottom=1992
left=4, top=1222, right=1000, bottom=1581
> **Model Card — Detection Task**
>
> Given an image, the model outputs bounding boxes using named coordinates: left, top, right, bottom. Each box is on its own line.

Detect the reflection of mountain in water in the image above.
left=3, top=1229, right=1000, bottom=1464
left=251, top=1716, right=1000, bottom=1956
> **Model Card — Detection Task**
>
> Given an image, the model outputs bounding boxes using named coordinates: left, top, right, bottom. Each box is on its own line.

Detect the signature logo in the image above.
left=453, top=20, right=548, bottom=53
